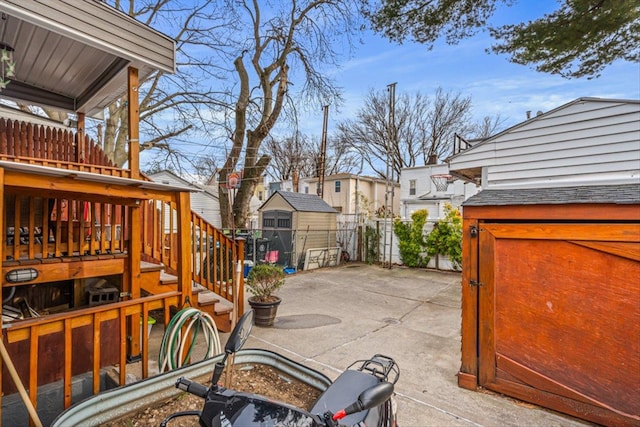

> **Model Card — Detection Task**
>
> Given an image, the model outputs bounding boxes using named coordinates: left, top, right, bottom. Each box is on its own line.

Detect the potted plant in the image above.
left=246, top=263, right=286, bottom=326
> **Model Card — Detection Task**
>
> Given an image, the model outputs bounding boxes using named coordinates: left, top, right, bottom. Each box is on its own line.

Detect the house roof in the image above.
left=447, top=97, right=640, bottom=164
left=260, top=191, right=337, bottom=213
left=0, top=0, right=175, bottom=117
left=148, top=170, right=218, bottom=199
left=462, top=184, right=640, bottom=206
left=304, top=173, right=399, bottom=186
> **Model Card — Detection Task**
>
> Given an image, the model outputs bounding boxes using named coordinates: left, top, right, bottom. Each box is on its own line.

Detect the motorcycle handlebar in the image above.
left=176, top=377, right=209, bottom=398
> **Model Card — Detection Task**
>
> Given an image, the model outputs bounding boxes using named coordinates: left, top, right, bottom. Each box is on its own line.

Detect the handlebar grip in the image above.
left=176, top=377, right=209, bottom=398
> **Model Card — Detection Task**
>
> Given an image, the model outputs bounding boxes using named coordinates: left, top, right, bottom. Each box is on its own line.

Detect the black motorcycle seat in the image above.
left=310, top=369, right=379, bottom=424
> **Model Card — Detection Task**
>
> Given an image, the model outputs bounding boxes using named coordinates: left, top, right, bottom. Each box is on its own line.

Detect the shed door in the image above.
left=262, top=210, right=292, bottom=267
left=477, top=223, right=640, bottom=426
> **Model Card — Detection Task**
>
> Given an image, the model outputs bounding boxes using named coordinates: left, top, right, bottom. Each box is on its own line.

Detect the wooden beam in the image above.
left=127, top=204, right=142, bottom=358
left=128, top=67, right=140, bottom=179
left=5, top=292, right=181, bottom=343
left=176, top=192, right=192, bottom=307
left=462, top=203, right=640, bottom=222
left=63, top=318, right=72, bottom=408
left=0, top=166, right=4, bottom=422
left=459, top=218, right=478, bottom=388
left=2, top=258, right=126, bottom=286
left=77, top=113, right=85, bottom=163
left=3, top=173, right=174, bottom=204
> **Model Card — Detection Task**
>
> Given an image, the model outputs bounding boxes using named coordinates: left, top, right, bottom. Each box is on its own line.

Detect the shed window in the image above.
left=263, top=218, right=275, bottom=227
left=277, top=218, right=291, bottom=228
left=335, top=181, right=341, bottom=193
left=409, top=179, right=416, bottom=196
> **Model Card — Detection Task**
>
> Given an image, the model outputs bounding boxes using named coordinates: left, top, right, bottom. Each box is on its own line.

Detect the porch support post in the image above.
left=127, top=203, right=142, bottom=360
left=0, top=166, right=4, bottom=419
left=127, top=67, right=140, bottom=179
left=76, top=112, right=85, bottom=163
left=176, top=191, right=192, bottom=307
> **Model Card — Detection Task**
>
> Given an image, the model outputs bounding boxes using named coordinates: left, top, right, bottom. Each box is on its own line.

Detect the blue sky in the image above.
left=306, top=1, right=640, bottom=133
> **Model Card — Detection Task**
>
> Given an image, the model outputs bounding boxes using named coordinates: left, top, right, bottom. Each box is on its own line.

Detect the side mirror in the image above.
left=225, top=310, right=254, bottom=354
left=332, top=382, right=394, bottom=421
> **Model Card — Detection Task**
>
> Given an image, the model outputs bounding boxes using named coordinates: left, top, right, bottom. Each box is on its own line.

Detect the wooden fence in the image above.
left=0, top=118, right=129, bottom=177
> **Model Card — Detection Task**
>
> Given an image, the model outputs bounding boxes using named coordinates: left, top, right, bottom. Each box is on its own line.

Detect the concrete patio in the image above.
left=239, top=263, right=592, bottom=427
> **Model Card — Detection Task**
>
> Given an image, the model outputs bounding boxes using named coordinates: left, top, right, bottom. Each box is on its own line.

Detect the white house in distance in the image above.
left=447, top=97, right=640, bottom=189
left=399, top=163, right=478, bottom=220
left=148, top=170, right=222, bottom=228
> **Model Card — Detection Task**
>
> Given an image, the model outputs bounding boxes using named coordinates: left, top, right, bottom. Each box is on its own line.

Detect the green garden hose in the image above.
left=158, top=307, right=222, bottom=372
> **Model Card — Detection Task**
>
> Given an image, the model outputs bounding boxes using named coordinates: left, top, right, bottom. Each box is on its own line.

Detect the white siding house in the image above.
left=448, top=98, right=640, bottom=189
left=399, top=164, right=478, bottom=220
left=148, top=170, right=221, bottom=228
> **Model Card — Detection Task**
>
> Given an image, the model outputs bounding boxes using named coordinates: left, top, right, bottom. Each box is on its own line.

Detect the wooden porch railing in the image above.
left=141, top=200, right=244, bottom=314
left=2, top=193, right=127, bottom=262
left=0, top=118, right=131, bottom=178
left=2, top=292, right=181, bottom=412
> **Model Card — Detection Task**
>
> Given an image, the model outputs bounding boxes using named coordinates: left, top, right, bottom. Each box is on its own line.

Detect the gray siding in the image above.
left=449, top=99, right=640, bottom=189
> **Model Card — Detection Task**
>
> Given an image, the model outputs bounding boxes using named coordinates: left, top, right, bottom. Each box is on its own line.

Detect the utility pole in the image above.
left=318, top=105, right=329, bottom=199
left=383, top=82, right=396, bottom=268
left=387, top=82, right=396, bottom=269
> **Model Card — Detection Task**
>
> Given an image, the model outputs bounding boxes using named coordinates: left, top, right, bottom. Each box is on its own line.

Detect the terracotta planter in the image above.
left=248, top=296, right=281, bottom=327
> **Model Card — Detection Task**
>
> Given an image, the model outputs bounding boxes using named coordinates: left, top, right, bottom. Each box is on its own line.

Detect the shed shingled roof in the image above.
left=462, top=184, right=640, bottom=206
left=264, top=191, right=337, bottom=213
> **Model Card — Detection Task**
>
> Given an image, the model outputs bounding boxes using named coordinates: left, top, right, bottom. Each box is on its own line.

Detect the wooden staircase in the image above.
left=140, top=261, right=234, bottom=332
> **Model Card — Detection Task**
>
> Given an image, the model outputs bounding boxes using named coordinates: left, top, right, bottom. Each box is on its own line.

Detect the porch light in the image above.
left=0, top=42, right=15, bottom=90
left=6, top=268, right=38, bottom=283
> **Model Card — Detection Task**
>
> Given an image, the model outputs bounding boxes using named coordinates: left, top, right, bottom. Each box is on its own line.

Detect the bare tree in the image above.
left=337, top=87, right=474, bottom=178
left=263, top=132, right=316, bottom=181
left=93, top=1, right=235, bottom=168
left=423, top=87, right=474, bottom=163
left=264, top=131, right=363, bottom=184
left=473, top=114, right=506, bottom=139
left=216, top=0, right=361, bottom=229
left=324, top=136, right=362, bottom=176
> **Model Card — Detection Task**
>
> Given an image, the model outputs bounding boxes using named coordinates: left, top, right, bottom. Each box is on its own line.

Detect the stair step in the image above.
left=159, top=271, right=177, bottom=285
left=140, top=261, right=163, bottom=273
left=196, top=291, right=220, bottom=307
left=214, top=305, right=233, bottom=315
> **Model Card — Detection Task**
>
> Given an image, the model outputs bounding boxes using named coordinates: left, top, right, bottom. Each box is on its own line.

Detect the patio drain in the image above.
left=272, top=314, right=341, bottom=329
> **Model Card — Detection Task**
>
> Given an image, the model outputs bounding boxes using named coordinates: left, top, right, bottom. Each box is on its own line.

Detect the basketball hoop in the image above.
left=431, top=174, right=454, bottom=192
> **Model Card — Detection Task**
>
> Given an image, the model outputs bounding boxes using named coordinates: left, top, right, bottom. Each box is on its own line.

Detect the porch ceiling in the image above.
left=449, top=166, right=482, bottom=184
left=0, top=0, right=175, bottom=118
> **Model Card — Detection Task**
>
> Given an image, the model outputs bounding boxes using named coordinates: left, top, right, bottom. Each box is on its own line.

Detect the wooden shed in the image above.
left=458, top=185, right=640, bottom=426
left=258, top=191, right=337, bottom=270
